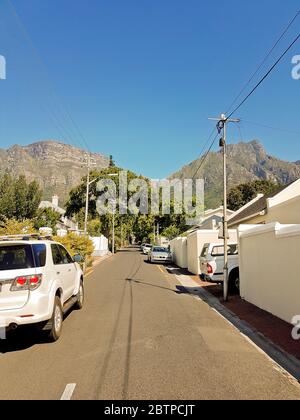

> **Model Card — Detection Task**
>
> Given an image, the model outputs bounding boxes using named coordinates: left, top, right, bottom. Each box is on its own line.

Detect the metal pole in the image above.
left=222, top=121, right=229, bottom=302
left=208, top=114, right=240, bottom=302
left=84, top=154, right=90, bottom=235
left=112, top=210, right=115, bottom=254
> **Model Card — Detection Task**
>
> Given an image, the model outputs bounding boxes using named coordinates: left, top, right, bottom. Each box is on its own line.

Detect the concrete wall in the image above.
left=91, top=235, right=109, bottom=257
left=187, top=229, right=238, bottom=275
left=239, top=223, right=300, bottom=324
left=170, top=237, right=188, bottom=269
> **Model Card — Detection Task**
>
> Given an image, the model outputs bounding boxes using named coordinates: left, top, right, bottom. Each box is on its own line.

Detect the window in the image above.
left=211, top=244, right=238, bottom=257
left=51, top=244, right=73, bottom=265
left=201, top=245, right=209, bottom=258
left=0, top=245, right=34, bottom=271
left=58, top=245, right=73, bottom=264
left=51, top=244, right=64, bottom=265
left=32, top=244, right=47, bottom=267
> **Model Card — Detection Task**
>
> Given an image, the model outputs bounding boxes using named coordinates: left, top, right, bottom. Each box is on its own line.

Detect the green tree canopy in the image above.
left=0, top=174, right=42, bottom=221
left=227, top=180, right=282, bottom=211
left=34, top=208, right=61, bottom=233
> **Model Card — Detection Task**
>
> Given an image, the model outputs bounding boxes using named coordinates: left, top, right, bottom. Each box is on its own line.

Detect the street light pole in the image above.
left=84, top=154, right=91, bottom=235
left=209, top=114, right=240, bottom=301
left=107, top=173, right=119, bottom=255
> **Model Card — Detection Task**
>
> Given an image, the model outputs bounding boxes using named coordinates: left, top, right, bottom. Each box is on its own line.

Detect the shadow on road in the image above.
left=0, top=327, right=49, bottom=353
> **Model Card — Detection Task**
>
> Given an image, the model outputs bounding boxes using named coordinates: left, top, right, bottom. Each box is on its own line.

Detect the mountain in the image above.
left=170, top=140, right=300, bottom=209
left=0, top=141, right=109, bottom=204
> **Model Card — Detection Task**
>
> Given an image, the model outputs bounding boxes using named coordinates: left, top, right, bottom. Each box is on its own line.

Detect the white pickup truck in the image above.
left=200, top=242, right=240, bottom=293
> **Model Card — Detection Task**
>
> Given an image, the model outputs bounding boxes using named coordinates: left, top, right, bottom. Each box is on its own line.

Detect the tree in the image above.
left=0, top=174, right=42, bottom=221
left=227, top=180, right=282, bottom=211
left=162, top=225, right=181, bottom=241
left=109, top=155, right=115, bottom=167
left=34, top=208, right=61, bottom=233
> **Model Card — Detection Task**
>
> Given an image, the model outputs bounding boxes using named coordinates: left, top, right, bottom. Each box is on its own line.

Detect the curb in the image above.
left=176, top=273, right=300, bottom=384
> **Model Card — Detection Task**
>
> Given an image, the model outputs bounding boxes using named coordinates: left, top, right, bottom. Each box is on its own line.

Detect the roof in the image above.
left=228, top=183, right=290, bottom=226
left=39, top=201, right=66, bottom=215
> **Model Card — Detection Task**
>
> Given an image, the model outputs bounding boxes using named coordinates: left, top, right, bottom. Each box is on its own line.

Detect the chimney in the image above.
left=52, top=195, right=59, bottom=208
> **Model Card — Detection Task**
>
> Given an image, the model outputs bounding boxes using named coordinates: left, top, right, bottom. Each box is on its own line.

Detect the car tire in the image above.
left=74, top=280, right=84, bottom=310
left=46, top=296, right=63, bottom=342
left=229, top=270, right=240, bottom=294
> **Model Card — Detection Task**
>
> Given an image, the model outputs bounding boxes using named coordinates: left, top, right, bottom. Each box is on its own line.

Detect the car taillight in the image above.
left=11, top=275, right=42, bottom=292
left=207, top=263, right=213, bottom=275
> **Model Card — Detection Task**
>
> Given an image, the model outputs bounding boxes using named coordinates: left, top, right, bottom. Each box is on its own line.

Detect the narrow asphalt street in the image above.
left=0, top=247, right=299, bottom=400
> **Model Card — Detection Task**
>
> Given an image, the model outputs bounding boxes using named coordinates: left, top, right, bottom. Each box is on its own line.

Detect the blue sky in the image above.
left=0, top=0, right=300, bottom=178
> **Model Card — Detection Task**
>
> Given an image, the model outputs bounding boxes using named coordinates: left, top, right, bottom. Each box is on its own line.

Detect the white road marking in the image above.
left=60, top=383, right=76, bottom=400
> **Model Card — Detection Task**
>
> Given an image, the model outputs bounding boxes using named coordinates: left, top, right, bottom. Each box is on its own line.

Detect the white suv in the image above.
left=0, top=237, right=84, bottom=341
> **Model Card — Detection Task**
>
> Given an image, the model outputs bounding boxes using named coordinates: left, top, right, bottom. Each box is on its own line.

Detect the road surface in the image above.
left=0, top=247, right=299, bottom=400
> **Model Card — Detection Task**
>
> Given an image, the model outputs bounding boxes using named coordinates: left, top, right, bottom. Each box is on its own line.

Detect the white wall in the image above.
left=187, top=229, right=238, bottom=275
left=239, top=223, right=300, bottom=324
left=170, top=237, right=188, bottom=269
left=91, top=235, right=109, bottom=257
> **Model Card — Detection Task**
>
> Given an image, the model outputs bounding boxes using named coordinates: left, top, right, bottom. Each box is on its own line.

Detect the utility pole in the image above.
left=84, top=154, right=97, bottom=235
left=107, top=173, right=119, bottom=254
left=112, top=208, right=115, bottom=254
left=84, top=154, right=91, bottom=235
left=209, top=114, right=240, bottom=301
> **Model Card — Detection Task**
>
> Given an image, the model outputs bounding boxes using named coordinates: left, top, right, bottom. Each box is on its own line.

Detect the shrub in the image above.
left=53, top=233, right=94, bottom=261
left=0, top=218, right=36, bottom=235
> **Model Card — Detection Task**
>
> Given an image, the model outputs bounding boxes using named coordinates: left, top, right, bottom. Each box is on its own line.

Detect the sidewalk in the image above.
left=165, top=265, right=300, bottom=381
left=190, top=275, right=300, bottom=361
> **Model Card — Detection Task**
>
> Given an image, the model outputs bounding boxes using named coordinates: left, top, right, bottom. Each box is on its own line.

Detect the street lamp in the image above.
left=107, top=173, right=118, bottom=254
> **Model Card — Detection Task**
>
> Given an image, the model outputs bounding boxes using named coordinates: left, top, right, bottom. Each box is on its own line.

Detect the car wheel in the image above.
left=46, top=296, right=63, bottom=342
left=229, top=271, right=240, bottom=294
left=75, top=280, right=84, bottom=310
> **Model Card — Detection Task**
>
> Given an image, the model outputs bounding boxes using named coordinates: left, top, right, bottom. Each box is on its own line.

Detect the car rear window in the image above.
left=211, top=244, right=238, bottom=257
left=0, top=245, right=35, bottom=271
left=153, top=247, right=168, bottom=253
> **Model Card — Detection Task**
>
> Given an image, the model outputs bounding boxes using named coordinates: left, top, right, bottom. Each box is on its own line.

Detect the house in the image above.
left=39, top=195, right=79, bottom=232
left=228, top=179, right=300, bottom=228
left=183, top=207, right=234, bottom=236
left=200, top=206, right=235, bottom=230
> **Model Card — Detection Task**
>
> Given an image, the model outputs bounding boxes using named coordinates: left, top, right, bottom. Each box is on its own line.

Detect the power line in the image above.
left=228, top=30, right=300, bottom=118
left=242, top=120, right=300, bottom=136
left=191, top=129, right=219, bottom=179
left=226, top=10, right=300, bottom=115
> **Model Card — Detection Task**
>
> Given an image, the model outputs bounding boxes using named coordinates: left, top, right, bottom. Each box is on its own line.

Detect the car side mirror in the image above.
left=73, top=254, right=83, bottom=263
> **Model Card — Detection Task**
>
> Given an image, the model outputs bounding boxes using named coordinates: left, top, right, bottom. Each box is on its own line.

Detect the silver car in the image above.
left=148, top=247, right=172, bottom=264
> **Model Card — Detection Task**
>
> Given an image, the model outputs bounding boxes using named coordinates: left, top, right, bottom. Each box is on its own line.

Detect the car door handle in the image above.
left=68, top=269, right=72, bottom=272
left=56, top=272, right=61, bottom=275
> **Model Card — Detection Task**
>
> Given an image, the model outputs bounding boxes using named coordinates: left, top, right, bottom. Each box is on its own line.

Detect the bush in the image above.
left=53, top=233, right=94, bottom=262
left=0, top=218, right=36, bottom=235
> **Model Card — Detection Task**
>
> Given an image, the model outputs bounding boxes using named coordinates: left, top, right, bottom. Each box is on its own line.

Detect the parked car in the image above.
left=200, top=242, right=240, bottom=292
left=148, top=246, right=173, bottom=264
left=0, top=236, right=84, bottom=342
left=142, top=244, right=152, bottom=255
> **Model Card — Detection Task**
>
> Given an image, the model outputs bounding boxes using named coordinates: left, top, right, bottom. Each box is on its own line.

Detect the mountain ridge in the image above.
left=170, top=140, right=300, bottom=208
left=0, top=140, right=110, bottom=204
